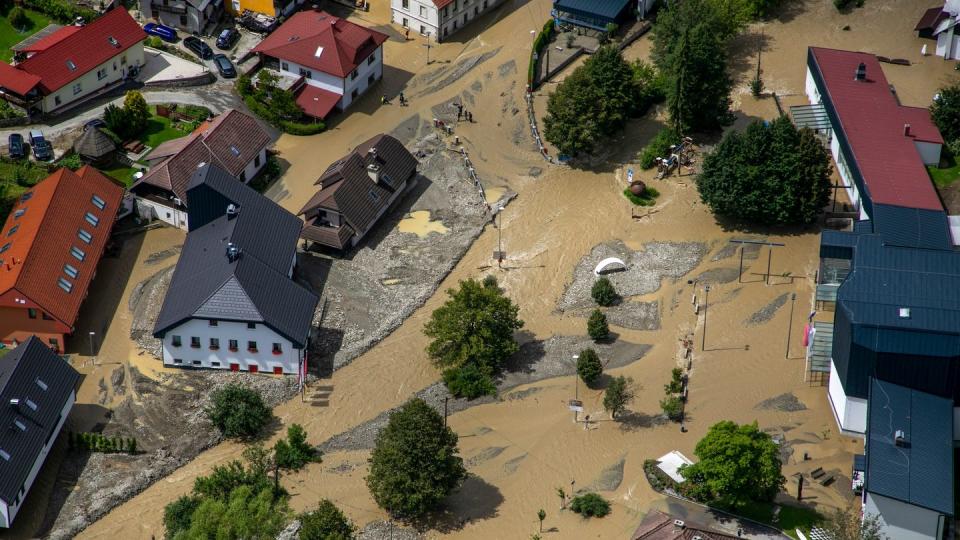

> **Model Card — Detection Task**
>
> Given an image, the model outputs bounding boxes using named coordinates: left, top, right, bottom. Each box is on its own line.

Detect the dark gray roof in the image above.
left=73, top=127, right=116, bottom=158
left=154, top=165, right=317, bottom=347
left=0, top=337, right=79, bottom=505
left=866, top=378, right=954, bottom=515
left=300, top=134, right=417, bottom=235
left=871, top=204, right=952, bottom=250
left=553, top=0, right=631, bottom=20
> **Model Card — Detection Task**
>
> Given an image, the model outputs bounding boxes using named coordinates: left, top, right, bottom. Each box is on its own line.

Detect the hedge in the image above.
left=23, top=0, right=96, bottom=23
left=244, top=95, right=325, bottom=136
left=528, top=19, right=556, bottom=87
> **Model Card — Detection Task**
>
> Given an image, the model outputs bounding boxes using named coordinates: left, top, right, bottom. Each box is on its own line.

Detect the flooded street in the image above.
left=68, top=0, right=958, bottom=538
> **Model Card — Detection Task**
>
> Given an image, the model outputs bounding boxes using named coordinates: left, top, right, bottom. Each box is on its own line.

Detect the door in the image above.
left=273, top=366, right=283, bottom=375
left=230, top=363, right=239, bottom=372
left=249, top=364, right=258, bottom=373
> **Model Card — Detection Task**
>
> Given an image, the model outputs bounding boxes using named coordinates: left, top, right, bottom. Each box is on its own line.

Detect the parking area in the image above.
left=139, top=47, right=211, bottom=84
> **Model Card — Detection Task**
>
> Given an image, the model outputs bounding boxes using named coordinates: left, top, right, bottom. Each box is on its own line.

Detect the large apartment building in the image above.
left=390, top=0, right=503, bottom=41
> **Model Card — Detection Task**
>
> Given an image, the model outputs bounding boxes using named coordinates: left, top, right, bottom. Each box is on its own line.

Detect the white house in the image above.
left=153, top=164, right=318, bottom=375
left=0, top=8, right=146, bottom=116
left=250, top=10, right=389, bottom=120
left=391, top=0, right=504, bottom=41
left=130, top=109, right=272, bottom=230
left=0, top=338, right=79, bottom=529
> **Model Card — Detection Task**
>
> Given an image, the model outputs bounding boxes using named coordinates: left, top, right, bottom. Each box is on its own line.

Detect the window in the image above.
left=42, top=312, right=52, bottom=320
left=0, top=243, right=9, bottom=253
left=172, top=335, right=182, bottom=347
left=272, top=343, right=282, bottom=354
left=64, top=264, right=78, bottom=279
left=190, top=336, right=201, bottom=348
left=368, top=189, right=380, bottom=203
left=92, top=195, right=106, bottom=210
left=351, top=88, right=359, bottom=99
left=55, top=96, right=61, bottom=106
left=71, top=246, right=85, bottom=261
left=249, top=363, right=259, bottom=373
left=229, top=339, right=238, bottom=351
left=401, top=0, right=408, bottom=8
left=24, top=398, right=36, bottom=411
left=57, top=277, right=72, bottom=292
left=48, top=338, right=58, bottom=350
left=66, top=59, right=76, bottom=71
left=179, top=14, right=187, bottom=25
left=368, top=73, right=375, bottom=85
left=192, top=360, right=201, bottom=365
left=210, top=338, right=220, bottom=350
left=27, top=308, right=36, bottom=319
left=443, top=6, right=448, bottom=16
left=420, top=25, right=426, bottom=35
left=36, top=378, right=48, bottom=391
left=85, top=212, right=99, bottom=227
left=0, top=449, right=9, bottom=461
left=247, top=322, right=256, bottom=329
left=209, top=319, right=218, bottom=326
left=273, top=366, right=283, bottom=375
left=368, top=53, right=375, bottom=65
left=402, top=17, right=408, bottom=27
left=97, top=67, right=108, bottom=81
left=351, top=70, right=358, bottom=80
left=121, top=54, right=127, bottom=65
left=72, top=82, right=82, bottom=95
left=7, top=224, right=18, bottom=236
left=248, top=341, right=258, bottom=352
left=281, top=62, right=289, bottom=71
left=14, top=419, right=25, bottom=431
left=212, top=361, right=221, bottom=367
left=254, top=154, right=261, bottom=168
left=14, top=209, right=25, bottom=218
left=78, top=229, right=92, bottom=243
left=299, top=68, right=312, bottom=79
left=420, top=5, right=427, bottom=16
left=173, top=358, right=183, bottom=364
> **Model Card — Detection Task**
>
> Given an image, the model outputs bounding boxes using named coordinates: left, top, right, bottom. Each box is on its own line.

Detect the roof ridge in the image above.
left=195, top=274, right=263, bottom=320
left=13, top=169, right=71, bottom=291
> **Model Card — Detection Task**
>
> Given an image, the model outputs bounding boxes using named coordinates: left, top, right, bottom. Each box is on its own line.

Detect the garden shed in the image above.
left=72, top=128, right=117, bottom=164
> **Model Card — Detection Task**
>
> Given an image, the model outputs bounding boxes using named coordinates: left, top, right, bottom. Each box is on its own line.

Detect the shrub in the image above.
left=665, top=367, right=684, bottom=394
left=0, top=100, right=25, bottom=120
left=603, top=375, right=635, bottom=419
left=576, top=348, right=603, bottom=385
left=124, top=91, right=150, bottom=134
left=660, top=395, right=683, bottom=421
left=529, top=19, right=555, bottom=85
left=833, top=0, right=852, bottom=9
left=23, top=0, right=96, bottom=23
left=750, top=76, right=763, bottom=97
left=587, top=309, right=609, bottom=341
left=57, top=152, right=82, bottom=171
left=639, top=127, right=680, bottom=169
left=146, top=36, right=164, bottom=48
left=623, top=187, right=659, bottom=206
left=591, top=277, right=617, bottom=306
left=274, top=424, right=320, bottom=471
left=443, top=364, right=497, bottom=399
left=104, top=104, right=134, bottom=140
left=8, top=7, right=30, bottom=28
left=163, top=495, right=200, bottom=539
left=570, top=493, right=610, bottom=518
left=206, top=384, right=271, bottom=439
left=280, top=119, right=326, bottom=135
left=299, top=499, right=355, bottom=540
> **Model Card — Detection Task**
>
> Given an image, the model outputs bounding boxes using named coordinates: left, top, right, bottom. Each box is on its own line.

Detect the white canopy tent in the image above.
left=594, top=257, right=627, bottom=275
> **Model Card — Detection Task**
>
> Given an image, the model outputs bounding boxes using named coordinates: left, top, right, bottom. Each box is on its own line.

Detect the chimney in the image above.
left=226, top=242, right=240, bottom=262
left=226, top=204, right=239, bottom=218
left=903, top=124, right=912, bottom=137
left=854, top=62, right=866, bottom=81
left=367, top=163, right=381, bottom=183
left=673, top=520, right=685, bottom=529
left=9, top=398, right=19, bottom=408
left=895, top=429, right=907, bottom=447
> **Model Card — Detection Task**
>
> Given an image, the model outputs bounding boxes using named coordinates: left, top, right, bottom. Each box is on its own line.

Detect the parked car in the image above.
left=29, top=130, right=53, bottom=161
left=144, top=22, right=178, bottom=43
left=216, top=28, right=240, bottom=50
left=213, top=54, right=237, bottom=78
left=184, top=36, right=213, bottom=60
left=84, top=118, right=106, bottom=131
left=7, top=134, right=24, bottom=159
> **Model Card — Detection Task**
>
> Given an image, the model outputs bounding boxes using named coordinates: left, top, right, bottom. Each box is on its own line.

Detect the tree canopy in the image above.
left=932, top=83, right=960, bottom=146
left=603, top=376, right=636, bottom=419
left=367, top=398, right=467, bottom=518
left=680, top=420, right=785, bottom=506
left=205, top=384, right=272, bottom=439
left=274, top=423, right=320, bottom=471
left=299, top=500, right=355, bottom=540
left=576, top=348, right=603, bottom=385
left=822, top=507, right=888, bottom=540
left=653, top=0, right=737, bottom=132
left=696, top=116, right=831, bottom=225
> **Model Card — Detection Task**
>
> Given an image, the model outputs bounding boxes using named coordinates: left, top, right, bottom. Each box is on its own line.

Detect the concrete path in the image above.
left=650, top=497, right=792, bottom=540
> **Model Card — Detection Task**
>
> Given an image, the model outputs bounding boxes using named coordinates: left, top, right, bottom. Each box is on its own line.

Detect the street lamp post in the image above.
left=785, top=293, right=797, bottom=358
left=88, top=331, right=95, bottom=358
left=424, top=32, right=432, bottom=65
left=701, top=285, right=710, bottom=351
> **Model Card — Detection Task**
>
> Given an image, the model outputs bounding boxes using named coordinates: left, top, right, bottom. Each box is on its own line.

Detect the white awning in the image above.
left=594, top=257, right=626, bottom=275
left=656, top=450, right=694, bottom=484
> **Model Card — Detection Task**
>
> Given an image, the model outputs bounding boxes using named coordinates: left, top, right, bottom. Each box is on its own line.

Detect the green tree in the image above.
left=425, top=277, right=523, bottom=394
left=163, top=495, right=200, bottom=539
left=537, top=509, right=546, bottom=532
left=576, top=348, right=603, bottom=385
left=660, top=396, right=683, bottom=421
left=442, top=363, right=498, bottom=399
left=696, top=116, right=831, bottom=225
left=104, top=104, right=133, bottom=139
left=175, top=485, right=289, bottom=540
left=8, top=6, right=30, bottom=28
left=274, top=423, right=319, bottom=471
left=367, top=398, right=467, bottom=518
left=591, top=277, right=617, bottom=306
left=665, top=367, right=684, bottom=394
left=653, top=0, right=734, bottom=132
left=932, top=83, right=960, bottom=145
left=603, top=376, right=635, bottom=419
left=680, top=420, right=785, bottom=507
left=123, top=91, right=150, bottom=134
left=299, top=499, right=355, bottom=540
left=569, top=493, right=610, bottom=518
left=587, top=309, right=609, bottom=341
left=543, top=67, right=602, bottom=157
left=631, top=59, right=666, bottom=116
left=556, top=487, right=567, bottom=509
left=206, top=384, right=271, bottom=439
left=580, top=47, right=640, bottom=136
left=822, top=507, right=887, bottom=540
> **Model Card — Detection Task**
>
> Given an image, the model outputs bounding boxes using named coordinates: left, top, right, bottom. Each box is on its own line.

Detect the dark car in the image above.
left=7, top=134, right=24, bottom=159
left=184, top=36, right=213, bottom=60
left=144, top=22, right=178, bottom=43
left=213, top=54, right=237, bottom=78
left=216, top=28, right=240, bottom=50
left=29, top=129, right=53, bottom=161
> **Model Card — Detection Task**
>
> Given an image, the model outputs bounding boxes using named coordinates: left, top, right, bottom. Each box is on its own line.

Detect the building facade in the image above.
left=0, top=337, right=80, bottom=529
left=140, top=0, right=223, bottom=35
left=0, top=9, right=145, bottom=116
left=153, top=164, right=317, bottom=375
left=391, top=0, right=504, bottom=41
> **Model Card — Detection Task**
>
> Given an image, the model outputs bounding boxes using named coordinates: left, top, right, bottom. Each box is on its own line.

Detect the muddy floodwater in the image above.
left=63, top=0, right=958, bottom=539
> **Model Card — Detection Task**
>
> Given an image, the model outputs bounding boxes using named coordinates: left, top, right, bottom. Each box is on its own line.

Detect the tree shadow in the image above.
left=501, top=334, right=545, bottom=375
left=414, top=475, right=504, bottom=533
left=727, top=29, right=773, bottom=83
left=771, top=0, right=809, bottom=23
left=617, top=410, right=669, bottom=433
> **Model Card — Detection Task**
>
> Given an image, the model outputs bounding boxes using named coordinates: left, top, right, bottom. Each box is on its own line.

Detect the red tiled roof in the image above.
left=12, top=8, right=146, bottom=94
left=295, top=84, right=341, bottom=119
left=810, top=47, right=944, bottom=211
left=631, top=511, right=738, bottom=540
left=433, top=0, right=454, bottom=8
left=899, top=105, right=944, bottom=144
left=252, top=10, right=388, bottom=78
left=0, top=62, right=41, bottom=96
left=0, top=167, right=123, bottom=328
left=19, top=25, right=82, bottom=53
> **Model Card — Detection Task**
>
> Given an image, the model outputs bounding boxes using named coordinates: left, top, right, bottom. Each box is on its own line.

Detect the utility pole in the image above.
left=443, top=396, right=449, bottom=428
left=88, top=331, right=95, bottom=360
left=785, top=293, right=797, bottom=358
left=424, top=32, right=432, bottom=65
left=497, top=210, right=502, bottom=269
left=701, top=285, right=710, bottom=351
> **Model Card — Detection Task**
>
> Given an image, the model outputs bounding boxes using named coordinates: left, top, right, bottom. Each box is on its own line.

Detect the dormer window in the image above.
left=85, top=212, right=99, bottom=227
left=92, top=195, right=106, bottom=209
left=66, top=59, right=77, bottom=71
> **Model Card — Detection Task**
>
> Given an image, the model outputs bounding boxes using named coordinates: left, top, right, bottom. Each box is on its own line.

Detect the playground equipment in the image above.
left=655, top=136, right=696, bottom=179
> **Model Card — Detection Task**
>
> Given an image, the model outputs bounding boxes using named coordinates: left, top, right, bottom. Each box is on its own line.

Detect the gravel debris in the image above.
left=503, top=454, right=527, bottom=474
left=504, top=386, right=542, bottom=401
left=756, top=393, right=807, bottom=412
left=694, top=267, right=741, bottom=285
left=414, top=48, right=501, bottom=97
left=745, top=293, right=790, bottom=326
left=357, top=521, right=424, bottom=540
left=596, top=301, right=660, bottom=331
left=144, top=245, right=182, bottom=265
left=497, top=59, right=517, bottom=78
left=465, top=447, right=507, bottom=468
left=557, top=241, right=708, bottom=311
left=583, top=457, right=626, bottom=492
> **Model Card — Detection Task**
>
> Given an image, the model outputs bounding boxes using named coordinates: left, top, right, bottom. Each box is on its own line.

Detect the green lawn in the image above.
left=928, top=162, right=960, bottom=188
left=100, top=160, right=141, bottom=187
left=715, top=500, right=824, bottom=539
left=0, top=9, right=53, bottom=62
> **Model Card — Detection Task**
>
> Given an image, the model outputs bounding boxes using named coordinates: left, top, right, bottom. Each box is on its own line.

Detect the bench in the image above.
left=810, top=467, right=825, bottom=479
